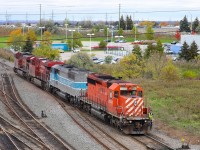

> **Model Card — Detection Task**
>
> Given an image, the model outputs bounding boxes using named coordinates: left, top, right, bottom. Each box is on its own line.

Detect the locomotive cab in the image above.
left=108, top=83, right=150, bottom=134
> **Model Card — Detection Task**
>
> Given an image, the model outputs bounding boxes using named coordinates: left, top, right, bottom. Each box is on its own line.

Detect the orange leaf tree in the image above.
left=7, top=28, right=25, bottom=51
left=175, top=30, right=181, bottom=41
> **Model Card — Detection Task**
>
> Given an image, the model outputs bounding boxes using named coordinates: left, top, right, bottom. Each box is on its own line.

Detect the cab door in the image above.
left=107, top=83, right=120, bottom=115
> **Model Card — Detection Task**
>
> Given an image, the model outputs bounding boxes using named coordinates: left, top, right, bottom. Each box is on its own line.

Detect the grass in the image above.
left=133, top=79, right=200, bottom=135
left=0, top=37, right=9, bottom=48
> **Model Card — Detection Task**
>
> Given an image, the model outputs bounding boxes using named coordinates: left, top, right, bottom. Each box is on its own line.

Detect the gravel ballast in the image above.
left=13, top=75, right=104, bottom=150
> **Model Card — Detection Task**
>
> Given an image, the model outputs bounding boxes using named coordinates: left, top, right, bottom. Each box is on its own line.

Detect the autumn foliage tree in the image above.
left=159, top=22, right=169, bottom=27
left=112, top=53, right=145, bottom=79
left=175, top=30, right=181, bottom=41
left=67, top=31, right=83, bottom=50
left=32, top=44, right=60, bottom=60
left=131, top=25, right=139, bottom=40
left=22, top=30, right=37, bottom=53
left=145, top=25, right=154, bottom=40
left=67, top=52, right=93, bottom=70
left=7, top=28, right=25, bottom=51
left=41, top=31, right=52, bottom=46
left=26, top=30, right=37, bottom=42
left=139, top=21, right=155, bottom=27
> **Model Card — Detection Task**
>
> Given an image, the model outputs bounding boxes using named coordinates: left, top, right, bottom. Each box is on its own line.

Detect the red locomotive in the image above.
left=14, top=52, right=64, bottom=89
left=84, top=73, right=151, bottom=134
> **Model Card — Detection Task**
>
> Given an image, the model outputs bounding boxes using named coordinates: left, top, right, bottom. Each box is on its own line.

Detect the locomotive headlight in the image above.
left=129, top=121, right=132, bottom=123
left=134, top=100, right=137, bottom=106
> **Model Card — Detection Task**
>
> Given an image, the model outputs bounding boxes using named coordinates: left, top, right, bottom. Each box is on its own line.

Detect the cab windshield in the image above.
left=120, top=90, right=136, bottom=96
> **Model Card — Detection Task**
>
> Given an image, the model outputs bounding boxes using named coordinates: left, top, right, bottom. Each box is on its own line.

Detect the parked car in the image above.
left=119, top=40, right=126, bottom=43
left=58, top=49, right=64, bottom=53
left=72, top=48, right=80, bottom=53
left=165, top=50, right=173, bottom=54
left=104, top=39, right=111, bottom=42
left=112, top=57, right=120, bottom=62
left=132, top=40, right=142, bottom=44
left=171, top=41, right=178, bottom=44
left=91, top=56, right=98, bottom=61
left=115, top=39, right=126, bottom=43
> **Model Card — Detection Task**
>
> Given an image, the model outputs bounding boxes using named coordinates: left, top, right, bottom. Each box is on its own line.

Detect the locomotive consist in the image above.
left=14, top=52, right=151, bottom=134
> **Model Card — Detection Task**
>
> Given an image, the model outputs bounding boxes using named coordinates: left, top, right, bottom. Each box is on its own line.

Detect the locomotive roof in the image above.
left=52, top=64, right=90, bottom=73
left=44, top=61, right=64, bottom=67
left=89, top=73, right=130, bottom=84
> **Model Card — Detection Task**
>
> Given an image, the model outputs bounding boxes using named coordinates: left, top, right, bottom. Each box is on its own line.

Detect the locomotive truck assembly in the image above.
left=13, top=52, right=152, bottom=134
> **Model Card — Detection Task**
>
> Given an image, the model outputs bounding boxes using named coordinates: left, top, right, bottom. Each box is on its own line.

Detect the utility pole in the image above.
left=52, top=10, right=54, bottom=21
left=5, top=10, right=10, bottom=25
left=5, top=10, right=8, bottom=25
left=26, top=13, right=28, bottom=24
left=118, top=4, right=121, bottom=30
left=40, top=4, right=41, bottom=27
left=133, top=13, right=137, bottom=41
left=106, top=13, right=107, bottom=25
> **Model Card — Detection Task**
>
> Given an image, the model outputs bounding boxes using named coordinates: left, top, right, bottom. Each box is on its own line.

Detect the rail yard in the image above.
left=0, top=54, right=199, bottom=150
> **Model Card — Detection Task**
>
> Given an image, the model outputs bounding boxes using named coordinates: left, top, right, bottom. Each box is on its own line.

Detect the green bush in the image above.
left=183, top=70, right=198, bottom=79
left=104, top=55, right=113, bottom=64
left=99, top=40, right=107, bottom=48
left=160, top=62, right=180, bottom=81
left=145, top=53, right=167, bottom=79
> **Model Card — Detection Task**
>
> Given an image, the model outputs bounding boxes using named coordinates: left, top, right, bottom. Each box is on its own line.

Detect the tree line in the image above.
left=179, top=15, right=200, bottom=33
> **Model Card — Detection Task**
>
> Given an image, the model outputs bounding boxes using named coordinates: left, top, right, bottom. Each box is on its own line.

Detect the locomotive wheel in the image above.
left=49, top=86, right=54, bottom=93
left=22, top=72, right=26, bottom=78
left=41, top=81, right=47, bottom=90
left=13, top=68, right=17, bottom=73
left=104, top=115, right=110, bottom=124
left=66, top=94, right=71, bottom=103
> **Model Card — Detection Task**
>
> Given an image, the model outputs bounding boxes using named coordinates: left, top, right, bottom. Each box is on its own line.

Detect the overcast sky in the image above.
left=1, top=0, right=200, bottom=22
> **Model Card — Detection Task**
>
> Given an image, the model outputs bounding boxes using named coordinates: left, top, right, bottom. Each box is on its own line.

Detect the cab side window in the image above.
left=114, top=91, right=119, bottom=98
left=138, top=91, right=143, bottom=97
left=109, top=91, right=112, bottom=99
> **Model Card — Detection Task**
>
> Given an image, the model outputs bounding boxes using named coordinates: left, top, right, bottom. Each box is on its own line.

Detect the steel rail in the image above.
left=1, top=72, right=73, bottom=150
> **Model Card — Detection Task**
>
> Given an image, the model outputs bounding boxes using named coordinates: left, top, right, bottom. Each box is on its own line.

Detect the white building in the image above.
left=181, top=35, right=200, bottom=50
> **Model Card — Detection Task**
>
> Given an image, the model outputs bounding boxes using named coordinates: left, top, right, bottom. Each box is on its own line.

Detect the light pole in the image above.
left=111, top=26, right=114, bottom=42
left=134, top=25, right=137, bottom=41
left=106, top=28, right=109, bottom=53
left=87, top=33, right=94, bottom=55
left=133, top=12, right=137, bottom=41
left=39, top=26, right=45, bottom=40
left=22, top=25, right=25, bottom=35
left=115, top=35, right=123, bottom=55
left=69, top=29, right=75, bottom=51
left=78, top=26, right=81, bottom=33
left=65, top=24, right=68, bottom=40
left=188, top=12, right=193, bottom=33
left=26, top=25, right=31, bottom=32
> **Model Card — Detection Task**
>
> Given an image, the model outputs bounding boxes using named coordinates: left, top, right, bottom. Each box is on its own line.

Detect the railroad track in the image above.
left=0, top=124, right=31, bottom=150
left=51, top=93, right=130, bottom=150
left=0, top=71, right=74, bottom=150
left=131, top=134, right=175, bottom=150
left=0, top=114, right=47, bottom=150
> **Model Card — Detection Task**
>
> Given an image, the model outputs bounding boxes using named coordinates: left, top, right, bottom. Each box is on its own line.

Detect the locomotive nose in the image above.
left=124, top=97, right=143, bottom=117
